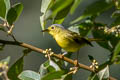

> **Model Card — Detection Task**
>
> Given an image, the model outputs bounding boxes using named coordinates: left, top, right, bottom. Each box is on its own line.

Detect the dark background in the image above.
left=0, top=0, right=120, bottom=80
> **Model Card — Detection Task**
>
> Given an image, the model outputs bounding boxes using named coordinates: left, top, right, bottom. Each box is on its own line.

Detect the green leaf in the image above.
left=50, top=0, right=73, bottom=16
left=0, top=26, right=4, bottom=31
left=40, top=0, right=54, bottom=30
left=113, top=55, right=120, bottom=64
left=113, top=41, right=120, bottom=58
left=97, top=65, right=109, bottom=80
left=70, top=0, right=82, bottom=14
left=53, top=1, right=73, bottom=24
left=46, top=0, right=73, bottom=21
left=0, top=44, right=5, bottom=51
left=23, top=48, right=32, bottom=56
left=4, top=0, right=10, bottom=19
left=111, top=16, right=120, bottom=26
left=92, top=23, right=120, bottom=51
left=7, top=56, right=24, bottom=80
left=18, top=70, right=40, bottom=80
left=0, top=0, right=10, bottom=20
left=88, top=55, right=94, bottom=62
left=111, top=41, right=120, bottom=63
left=68, top=25, right=80, bottom=34
left=53, top=18, right=65, bottom=24
left=92, top=30, right=112, bottom=51
left=41, top=71, right=65, bottom=80
left=71, top=0, right=113, bottom=24
left=62, top=73, right=72, bottom=80
left=7, top=3, right=23, bottom=25
left=88, top=66, right=109, bottom=80
left=4, top=0, right=10, bottom=10
left=0, top=0, right=6, bottom=20
left=88, top=72, right=99, bottom=80
left=0, top=56, right=10, bottom=63
left=115, top=0, right=120, bottom=9
left=40, top=60, right=71, bottom=80
left=39, top=63, right=49, bottom=77
left=39, top=60, right=61, bottom=78
left=68, top=20, right=93, bottom=37
left=112, top=10, right=120, bottom=18
left=118, top=1, right=120, bottom=9
left=49, top=60, right=61, bottom=71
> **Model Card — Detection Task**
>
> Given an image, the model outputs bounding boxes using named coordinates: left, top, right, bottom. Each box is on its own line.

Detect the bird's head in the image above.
left=42, top=24, right=65, bottom=36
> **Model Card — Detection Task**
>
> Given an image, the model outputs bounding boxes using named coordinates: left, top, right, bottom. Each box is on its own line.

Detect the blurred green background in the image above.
left=0, top=0, right=120, bottom=80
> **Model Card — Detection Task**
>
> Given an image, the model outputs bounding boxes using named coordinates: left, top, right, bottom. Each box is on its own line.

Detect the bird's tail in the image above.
left=88, top=38, right=104, bottom=42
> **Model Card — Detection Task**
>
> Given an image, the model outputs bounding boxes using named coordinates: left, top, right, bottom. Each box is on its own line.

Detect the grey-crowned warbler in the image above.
left=42, top=24, right=100, bottom=53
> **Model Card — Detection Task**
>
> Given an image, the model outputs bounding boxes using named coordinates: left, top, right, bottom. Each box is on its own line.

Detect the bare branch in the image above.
left=0, top=39, right=117, bottom=80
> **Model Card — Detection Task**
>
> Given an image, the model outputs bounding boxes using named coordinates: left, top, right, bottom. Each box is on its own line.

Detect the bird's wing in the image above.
left=65, top=30, right=93, bottom=46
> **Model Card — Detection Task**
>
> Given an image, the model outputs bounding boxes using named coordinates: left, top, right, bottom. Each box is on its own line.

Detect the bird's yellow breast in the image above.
left=54, top=34, right=83, bottom=52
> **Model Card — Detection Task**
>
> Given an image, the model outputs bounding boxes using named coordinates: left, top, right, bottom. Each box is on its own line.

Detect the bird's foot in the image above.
left=69, top=66, right=79, bottom=74
left=43, top=48, right=54, bottom=60
left=89, top=59, right=99, bottom=72
left=68, top=60, right=79, bottom=74
left=74, top=60, right=78, bottom=66
left=58, top=54, right=65, bottom=59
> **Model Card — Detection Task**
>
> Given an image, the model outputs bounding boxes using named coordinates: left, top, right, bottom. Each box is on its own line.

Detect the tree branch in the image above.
left=0, top=39, right=117, bottom=80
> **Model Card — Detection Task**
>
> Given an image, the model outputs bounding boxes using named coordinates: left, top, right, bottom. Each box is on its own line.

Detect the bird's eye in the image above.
left=51, top=26, right=55, bottom=29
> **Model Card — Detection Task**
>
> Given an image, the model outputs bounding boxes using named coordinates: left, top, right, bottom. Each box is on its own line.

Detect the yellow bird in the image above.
left=42, top=24, right=97, bottom=53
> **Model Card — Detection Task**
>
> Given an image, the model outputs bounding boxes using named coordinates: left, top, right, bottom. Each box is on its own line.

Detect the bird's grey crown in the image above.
left=51, top=24, right=64, bottom=29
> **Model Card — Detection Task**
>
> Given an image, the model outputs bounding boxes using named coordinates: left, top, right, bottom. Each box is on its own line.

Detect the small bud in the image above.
left=0, top=63, right=3, bottom=68
left=46, top=49, right=48, bottom=51
left=7, top=30, right=11, bottom=34
left=90, top=65, right=93, bottom=68
left=3, top=23, right=7, bottom=26
left=95, top=66, right=99, bottom=69
left=0, top=72, right=2, bottom=76
left=115, top=34, right=118, bottom=37
left=50, top=52, right=54, bottom=56
left=43, top=50, right=46, bottom=53
left=93, top=60, right=96, bottom=63
left=3, top=62, right=8, bottom=65
left=92, top=62, right=95, bottom=65
left=73, top=70, right=76, bottom=74
left=95, top=62, right=98, bottom=65
left=49, top=48, right=51, bottom=51
left=70, top=67, right=73, bottom=70
left=45, top=55, right=48, bottom=58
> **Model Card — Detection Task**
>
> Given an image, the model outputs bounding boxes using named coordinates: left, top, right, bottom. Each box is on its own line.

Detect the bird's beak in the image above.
left=41, top=29, right=49, bottom=32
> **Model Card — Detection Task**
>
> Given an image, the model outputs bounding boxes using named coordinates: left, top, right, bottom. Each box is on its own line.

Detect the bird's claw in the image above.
left=68, top=67, right=79, bottom=74
left=68, top=60, right=79, bottom=74
left=58, top=54, right=65, bottom=59
left=74, top=60, right=78, bottom=66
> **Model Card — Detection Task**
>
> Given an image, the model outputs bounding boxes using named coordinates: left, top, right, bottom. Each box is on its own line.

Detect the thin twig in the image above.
left=0, top=24, right=3, bottom=26
left=2, top=70, right=9, bottom=80
left=0, top=62, right=9, bottom=80
left=0, top=23, right=17, bottom=41
left=0, top=39, right=117, bottom=80
left=10, top=34, right=17, bottom=41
